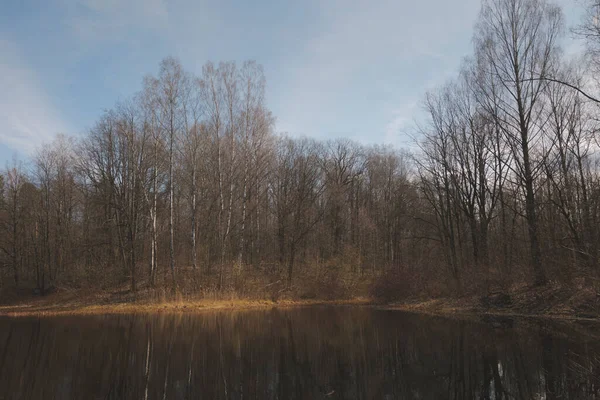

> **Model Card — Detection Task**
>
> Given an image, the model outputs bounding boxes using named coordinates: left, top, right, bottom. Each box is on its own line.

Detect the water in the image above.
left=0, top=306, right=599, bottom=399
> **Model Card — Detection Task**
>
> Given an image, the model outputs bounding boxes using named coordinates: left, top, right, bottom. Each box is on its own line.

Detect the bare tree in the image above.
left=1, top=160, right=26, bottom=287
left=151, top=57, right=190, bottom=288
left=475, top=0, right=563, bottom=285
left=271, top=137, right=325, bottom=286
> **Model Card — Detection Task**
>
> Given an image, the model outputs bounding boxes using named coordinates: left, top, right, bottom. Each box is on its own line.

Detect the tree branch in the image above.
left=522, top=77, right=600, bottom=104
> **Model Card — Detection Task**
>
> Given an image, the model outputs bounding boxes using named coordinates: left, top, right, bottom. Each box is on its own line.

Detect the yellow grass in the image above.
left=4, top=281, right=599, bottom=323
left=0, top=291, right=372, bottom=318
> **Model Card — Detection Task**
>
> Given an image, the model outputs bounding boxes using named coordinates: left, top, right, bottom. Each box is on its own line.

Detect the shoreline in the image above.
left=383, top=302, right=600, bottom=323
left=3, top=300, right=599, bottom=322
left=0, top=296, right=372, bottom=318
left=2, top=283, right=600, bottom=323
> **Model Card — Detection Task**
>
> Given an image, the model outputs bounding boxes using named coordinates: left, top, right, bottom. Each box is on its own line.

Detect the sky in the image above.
left=0, top=0, right=587, bottom=166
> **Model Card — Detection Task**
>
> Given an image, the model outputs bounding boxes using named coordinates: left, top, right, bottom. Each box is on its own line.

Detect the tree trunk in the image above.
left=191, top=163, right=197, bottom=270
left=169, top=124, right=176, bottom=288
left=522, top=129, right=546, bottom=286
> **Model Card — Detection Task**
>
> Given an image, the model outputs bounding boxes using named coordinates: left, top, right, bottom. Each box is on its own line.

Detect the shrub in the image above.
left=370, top=268, right=415, bottom=303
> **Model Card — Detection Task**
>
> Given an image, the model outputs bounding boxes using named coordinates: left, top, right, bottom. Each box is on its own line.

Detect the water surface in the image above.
left=0, top=306, right=599, bottom=399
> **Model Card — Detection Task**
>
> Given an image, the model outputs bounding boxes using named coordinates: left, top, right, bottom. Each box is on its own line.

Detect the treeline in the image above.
left=416, top=0, right=600, bottom=292
left=1, top=0, right=600, bottom=299
left=0, top=60, right=415, bottom=296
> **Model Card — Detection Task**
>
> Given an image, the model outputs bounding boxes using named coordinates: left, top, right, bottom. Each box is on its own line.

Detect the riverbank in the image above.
left=0, top=287, right=371, bottom=317
left=385, top=282, right=600, bottom=322
left=2, top=281, right=599, bottom=321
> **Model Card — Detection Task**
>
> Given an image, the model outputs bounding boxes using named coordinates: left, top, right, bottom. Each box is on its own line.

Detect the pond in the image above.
left=0, top=306, right=599, bottom=399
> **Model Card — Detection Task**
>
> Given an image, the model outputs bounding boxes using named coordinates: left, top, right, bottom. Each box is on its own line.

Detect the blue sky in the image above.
left=0, top=0, right=586, bottom=166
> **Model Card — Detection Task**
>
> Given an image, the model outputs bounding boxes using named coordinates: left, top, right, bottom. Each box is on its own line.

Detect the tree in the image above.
left=543, top=64, right=598, bottom=270
left=238, top=61, right=271, bottom=267
left=0, top=161, right=26, bottom=287
left=475, top=0, right=563, bottom=285
left=271, top=137, right=324, bottom=286
left=150, top=57, right=191, bottom=288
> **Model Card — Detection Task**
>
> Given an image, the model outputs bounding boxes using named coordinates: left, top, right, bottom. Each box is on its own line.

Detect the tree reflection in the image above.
left=0, top=309, right=599, bottom=399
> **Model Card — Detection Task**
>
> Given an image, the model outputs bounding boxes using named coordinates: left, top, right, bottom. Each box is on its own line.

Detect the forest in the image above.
left=2, top=0, right=600, bottom=305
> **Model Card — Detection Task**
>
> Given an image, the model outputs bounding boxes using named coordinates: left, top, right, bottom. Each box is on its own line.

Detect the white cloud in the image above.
left=0, top=39, right=71, bottom=154
left=2, top=0, right=587, bottom=160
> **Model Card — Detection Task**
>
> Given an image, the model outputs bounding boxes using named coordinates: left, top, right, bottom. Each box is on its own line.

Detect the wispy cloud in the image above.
left=273, top=0, right=586, bottom=149
left=0, top=39, right=71, bottom=154
left=0, top=0, right=587, bottom=163
left=273, top=0, right=481, bottom=145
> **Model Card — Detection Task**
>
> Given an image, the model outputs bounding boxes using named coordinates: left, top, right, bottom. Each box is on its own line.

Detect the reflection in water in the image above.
left=0, top=307, right=599, bottom=399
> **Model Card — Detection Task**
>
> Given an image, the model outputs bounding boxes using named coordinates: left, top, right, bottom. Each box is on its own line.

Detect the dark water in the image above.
left=0, top=307, right=599, bottom=399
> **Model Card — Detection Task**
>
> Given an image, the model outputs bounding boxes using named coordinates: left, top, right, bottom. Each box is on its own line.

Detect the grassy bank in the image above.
left=2, top=279, right=600, bottom=322
left=0, top=286, right=371, bottom=317
left=0, top=264, right=374, bottom=317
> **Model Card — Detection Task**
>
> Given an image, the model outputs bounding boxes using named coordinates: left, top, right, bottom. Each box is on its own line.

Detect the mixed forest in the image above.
left=2, top=0, right=600, bottom=303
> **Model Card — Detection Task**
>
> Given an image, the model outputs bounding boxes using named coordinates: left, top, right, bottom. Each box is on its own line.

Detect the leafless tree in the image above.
left=475, top=0, right=563, bottom=285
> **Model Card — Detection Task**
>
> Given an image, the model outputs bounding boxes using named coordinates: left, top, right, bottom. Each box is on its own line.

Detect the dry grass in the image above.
left=0, top=286, right=371, bottom=318
left=384, top=281, right=600, bottom=322
left=0, top=264, right=375, bottom=317
left=3, top=272, right=600, bottom=323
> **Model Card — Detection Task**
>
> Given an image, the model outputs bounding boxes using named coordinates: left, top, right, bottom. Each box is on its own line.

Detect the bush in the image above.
left=370, top=268, right=415, bottom=303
